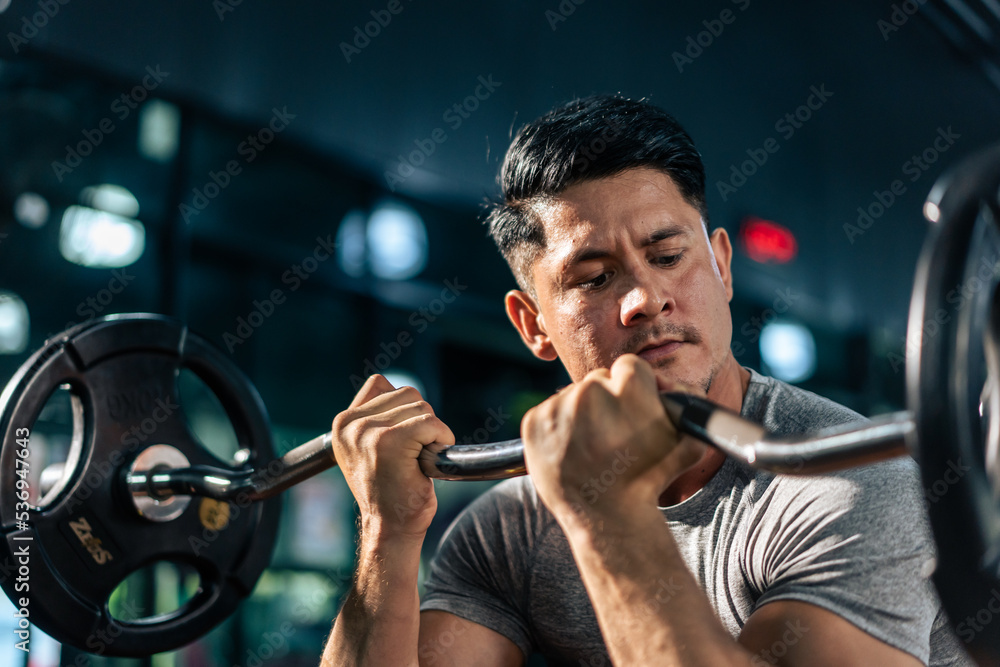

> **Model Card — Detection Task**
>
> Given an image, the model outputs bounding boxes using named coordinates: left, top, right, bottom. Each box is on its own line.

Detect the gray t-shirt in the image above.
left=420, top=369, right=973, bottom=666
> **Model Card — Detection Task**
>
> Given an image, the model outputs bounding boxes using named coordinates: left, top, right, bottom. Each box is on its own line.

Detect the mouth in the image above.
left=636, top=339, right=685, bottom=363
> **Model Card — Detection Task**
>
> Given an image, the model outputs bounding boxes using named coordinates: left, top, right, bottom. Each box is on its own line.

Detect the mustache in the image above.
left=612, top=322, right=703, bottom=359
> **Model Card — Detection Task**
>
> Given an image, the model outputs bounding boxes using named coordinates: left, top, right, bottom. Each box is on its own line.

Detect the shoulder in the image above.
left=742, top=367, right=867, bottom=437
left=740, top=369, right=929, bottom=539
left=764, top=456, right=925, bottom=516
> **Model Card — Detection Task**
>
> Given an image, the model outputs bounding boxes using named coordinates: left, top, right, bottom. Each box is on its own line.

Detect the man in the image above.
left=322, top=95, right=972, bottom=665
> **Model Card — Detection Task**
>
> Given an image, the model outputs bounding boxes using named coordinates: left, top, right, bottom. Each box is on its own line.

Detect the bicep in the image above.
left=738, top=600, right=923, bottom=667
left=418, top=610, right=525, bottom=667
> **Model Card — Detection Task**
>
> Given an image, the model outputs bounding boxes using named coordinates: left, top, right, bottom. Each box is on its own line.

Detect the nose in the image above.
left=620, top=272, right=672, bottom=326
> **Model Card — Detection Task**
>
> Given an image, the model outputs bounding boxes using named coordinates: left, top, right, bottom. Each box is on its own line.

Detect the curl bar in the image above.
left=126, top=394, right=915, bottom=506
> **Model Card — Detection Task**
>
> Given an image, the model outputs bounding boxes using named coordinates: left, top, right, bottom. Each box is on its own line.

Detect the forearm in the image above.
left=323, top=522, right=425, bottom=667
left=561, top=505, right=754, bottom=667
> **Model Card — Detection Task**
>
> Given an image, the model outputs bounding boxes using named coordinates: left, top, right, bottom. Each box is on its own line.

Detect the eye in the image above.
left=578, top=272, right=611, bottom=290
left=655, top=253, right=683, bottom=267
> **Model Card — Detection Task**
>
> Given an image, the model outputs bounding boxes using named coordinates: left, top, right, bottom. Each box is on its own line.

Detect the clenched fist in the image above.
left=331, top=375, right=455, bottom=539
left=521, top=355, right=705, bottom=523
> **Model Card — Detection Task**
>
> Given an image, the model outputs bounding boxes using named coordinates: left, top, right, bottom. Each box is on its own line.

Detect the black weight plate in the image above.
left=0, top=314, right=281, bottom=657
left=908, top=143, right=1000, bottom=664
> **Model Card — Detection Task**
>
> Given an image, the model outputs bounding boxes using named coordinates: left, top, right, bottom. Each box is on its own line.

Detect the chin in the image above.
left=650, top=359, right=714, bottom=395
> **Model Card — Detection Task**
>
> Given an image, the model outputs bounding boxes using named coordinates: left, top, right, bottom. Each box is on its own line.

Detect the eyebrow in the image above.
left=564, top=224, right=691, bottom=268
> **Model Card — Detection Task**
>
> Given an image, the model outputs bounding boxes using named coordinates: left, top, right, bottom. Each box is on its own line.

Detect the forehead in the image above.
left=532, top=167, right=703, bottom=256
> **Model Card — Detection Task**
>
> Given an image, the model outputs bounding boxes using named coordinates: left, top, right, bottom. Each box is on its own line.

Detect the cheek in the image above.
left=678, top=268, right=731, bottom=329
left=695, top=274, right=733, bottom=346
left=552, top=301, right=615, bottom=367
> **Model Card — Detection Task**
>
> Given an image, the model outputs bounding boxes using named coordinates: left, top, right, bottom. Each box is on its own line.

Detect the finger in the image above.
left=351, top=384, right=431, bottom=419
left=521, top=396, right=559, bottom=446
left=608, top=354, right=658, bottom=396
left=566, top=367, right=612, bottom=397
left=391, top=412, right=456, bottom=449
left=358, top=400, right=437, bottom=431
left=348, top=373, right=398, bottom=409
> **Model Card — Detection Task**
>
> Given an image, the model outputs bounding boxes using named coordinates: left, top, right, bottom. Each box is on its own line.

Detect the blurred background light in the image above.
left=0, top=291, right=29, bottom=354
left=366, top=200, right=427, bottom=280
left=0, top=0, right=11, bottom=14
left=740, top=216, right=798, bottom=264
left=759, top=321, right=816, bottom=383
left=80, top=184, right=140, bottom=218
left=336, top=209, right=367, bottom=278
left=139, top=99, right=181, bottom=163
left=13, top=192, right=49, bottom=229
left=58, top=206, right=145, bottom=268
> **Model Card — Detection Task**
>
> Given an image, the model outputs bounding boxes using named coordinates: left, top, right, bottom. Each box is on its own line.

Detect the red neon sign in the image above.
left=740, top=216, right=798, bottom=264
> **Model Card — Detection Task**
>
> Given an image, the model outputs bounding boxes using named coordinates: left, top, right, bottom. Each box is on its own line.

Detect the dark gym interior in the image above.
left=0, top=1, right=999, bottom=665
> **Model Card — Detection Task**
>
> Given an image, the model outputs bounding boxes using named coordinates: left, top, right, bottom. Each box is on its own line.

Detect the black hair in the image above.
left=485, top=94, right=708, bottom=293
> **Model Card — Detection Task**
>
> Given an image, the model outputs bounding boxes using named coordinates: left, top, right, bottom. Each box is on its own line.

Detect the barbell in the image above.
left=2, top=143, right=1000, bottom=662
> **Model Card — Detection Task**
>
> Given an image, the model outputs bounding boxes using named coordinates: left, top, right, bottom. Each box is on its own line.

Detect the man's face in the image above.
left=506, top=166, right=736, bottom=394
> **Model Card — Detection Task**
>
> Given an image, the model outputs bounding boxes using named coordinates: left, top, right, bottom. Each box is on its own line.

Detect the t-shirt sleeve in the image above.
left=420, top=478, right=538, bottom=658
left=744, top=456, right=941, bottom=664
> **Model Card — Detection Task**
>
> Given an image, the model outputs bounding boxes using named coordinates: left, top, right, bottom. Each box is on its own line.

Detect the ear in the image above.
left=709, top=227, right=734, bottom=301
left=504, top=290, right=558, bottom=361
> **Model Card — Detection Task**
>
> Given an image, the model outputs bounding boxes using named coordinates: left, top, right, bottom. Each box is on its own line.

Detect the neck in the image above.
left=657, top=355, right=750, bottom=507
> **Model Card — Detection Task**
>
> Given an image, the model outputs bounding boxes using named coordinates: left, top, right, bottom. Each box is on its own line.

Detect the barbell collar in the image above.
left=127, top=432, right=337, bottom=503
